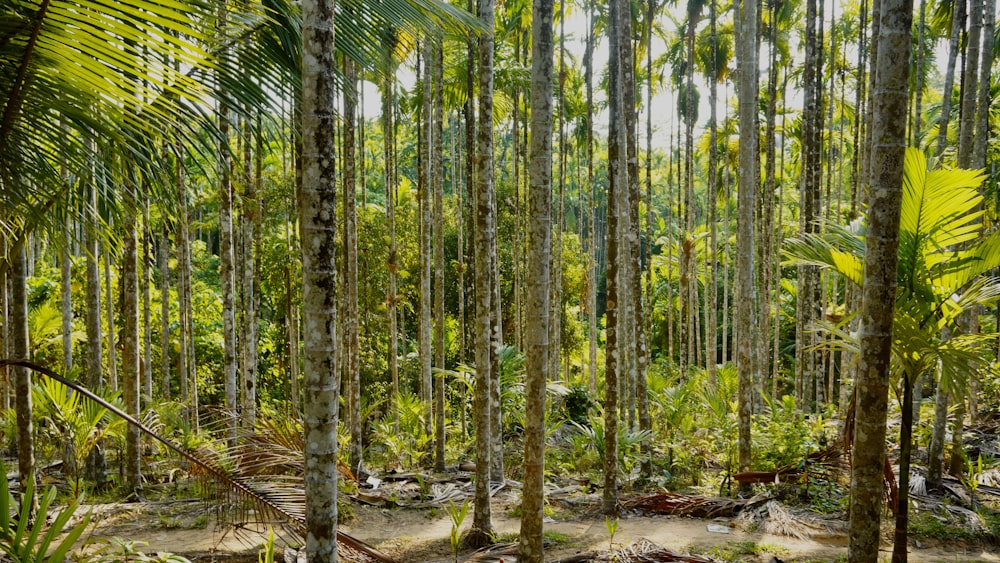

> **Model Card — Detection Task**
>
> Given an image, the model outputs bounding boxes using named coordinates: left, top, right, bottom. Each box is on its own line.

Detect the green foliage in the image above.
left=88, top=537, right=192, bottom=563
left=753, top=394, right=833, bottom=471
left=373, top=393, right=433, bottom=469
left=785, top=148, right=1000, bottom=398
left=0, top=464, right=90, bottom=563
left=31, top=378, right=126, bottom=492
left=259, top=528, right=276, bottom=563
left=567, top=412, right=651, bottom=486
left=561, top=384, right=595, bottom=426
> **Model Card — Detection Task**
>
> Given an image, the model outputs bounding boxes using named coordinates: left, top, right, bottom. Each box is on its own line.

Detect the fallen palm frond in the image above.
left=734, top=500, right=847, bottom=540
left=0, top=360, right=397, bottom=563
left=549, top=539, right=719, bottom=562
left=733, top=445, right=846, bottom=486
left=624, top=492, right=769, bottom=518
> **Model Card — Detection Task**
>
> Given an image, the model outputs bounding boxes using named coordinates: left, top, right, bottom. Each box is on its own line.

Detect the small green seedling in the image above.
left=605, top=515, right=620, bottom=553
left=446, top=499, right=470, bottom=563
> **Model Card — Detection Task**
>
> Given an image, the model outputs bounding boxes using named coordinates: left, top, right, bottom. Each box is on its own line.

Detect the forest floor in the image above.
left=79, top=484, right=1000, bottom=563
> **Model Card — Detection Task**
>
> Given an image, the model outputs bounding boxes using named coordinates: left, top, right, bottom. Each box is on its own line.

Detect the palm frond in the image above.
left=0, top=359, right=399, bottom=563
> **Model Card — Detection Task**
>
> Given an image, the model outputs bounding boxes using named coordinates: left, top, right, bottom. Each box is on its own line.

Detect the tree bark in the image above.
left=122, top=198, right=142, bottom=498
left=301, top=0, right=340, bottom=556
left=585, top=1, right=598, bottom=394
left=603, top=0, right=628, bottom=516
left=973, top=0, right=995, bottom=169
left=934, top=0, right=964, bottom=159
left=240, top=117, right=260, bottom=433
left=470, top=0, right=496, bottom=541
left=958, top=0, right=982, bottom=169
left=104, top=245, right=118, bottom=392
left=419, top=41, right=434, bottom=442
left=159, top=225, right=170, bottom=401
left=518, top=0, right=554, bottom=555
left=927, top=377, right=949, bottom=489
left=343, top=57, right=362, bottom=476
left=433, top=37, right=447, bottom=473
left=142, top=185, right=153, bottom=405
left=218, top=0, right=238, bottom=448
left=383, top=62, right=400, bottom=433
left=736, top=0, right=759, bottom=487
left=86, top=180, right=107, bottom=488
left=61, top=224, right=73, bottom=373
left=12, top=242, right=35, bottom=508
left=847, top=0, right=911, bottom=558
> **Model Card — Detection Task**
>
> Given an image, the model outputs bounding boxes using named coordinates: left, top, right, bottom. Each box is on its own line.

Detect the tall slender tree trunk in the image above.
left=934, top=0, right=965, bottom=158
left=383, top=61, right=400, bottom=433
left=973, top=0, right=995, bottom=169
left=735, top=0, right=759, bottom=486
left=763, top=0, right=780, bottom=398
left=457, top=112, right=468, bottom=439
left=892, top=368, right=917, bottom=563
left=419, top=42, right=434, bottom=441
left=433, top=38, right=447, bottom=473
left=143, top=186, right=153, bottom=404
left=912, top=0, right=928, bottom=146
left=518, top=0, right=554, bottom=554
left=122, top=196, right=142, bottom=498
left=104, top=246, right=118, bottom=392
left=549, top=9, right=565, bottom=385
left=61, top=224, right=73, bottom=373
left=343, top=58, right=362, bottom=476
left=218, top=0, right=238, bottom=447
left=301, top=0, right=340, bottom=556
left=86, top=180, right=107, bottom=488
left=12, top=242, right=35, bottom=508
left=604, top=0, right=628, bottom=516
left=706, top=0, right=719, bottom=381
left=797, top=0, right=822, bottom=410
left=159, top=225, right=170, bottom=400
left=847, top=0, right=911, bottom=557
left=176, top=140, right=196, bottom=429
left=640, top=0, right=657, bottom=477
left=927, top=359, right=949, bottom=489
left=240, top=116, right=260, bottom=433
left=470, top=0, right=496, bottom=541
left=958, top=0, right=982, bottom=170
left=60, top=215, right=75, bottom=481
left=1, top=235, right=8, bottom=413
left=585, top=2, right=598, bottom=393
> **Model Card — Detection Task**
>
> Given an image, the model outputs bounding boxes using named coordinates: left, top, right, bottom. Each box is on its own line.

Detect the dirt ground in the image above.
left=78, top=490, right=1000, bottom=563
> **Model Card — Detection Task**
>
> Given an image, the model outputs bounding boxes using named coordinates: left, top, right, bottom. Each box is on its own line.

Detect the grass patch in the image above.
left=908, top=511, right=980, bottom=543
left=689, top=540, right=788, bottom=561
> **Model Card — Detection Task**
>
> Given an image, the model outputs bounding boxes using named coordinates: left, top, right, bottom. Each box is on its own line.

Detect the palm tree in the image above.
left=604, top=0, right=628, bottom=517
left=735, top=0, right=759, bottom=488
left=300, top=0, right=340, bottom=557
left=471, top=0, right=498, bottom=543
left=848, top=0, right=912, bottom=555
left=10, top=242, right=34, bottom=508
left=519, top=0, right=554, bottom=554
left=787, top=148, right=1000, bottom=562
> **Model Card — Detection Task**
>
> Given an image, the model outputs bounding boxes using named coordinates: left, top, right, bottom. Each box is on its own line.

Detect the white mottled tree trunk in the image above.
left=518, top=0, right=553, bottom=556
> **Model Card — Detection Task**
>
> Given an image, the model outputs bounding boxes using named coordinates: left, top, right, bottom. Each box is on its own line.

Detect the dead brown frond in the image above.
left=624, top=492, right=768, bottom=518
left=734, top=500, right=847, bottom=540
left=550, top=539, right=720, bottom=562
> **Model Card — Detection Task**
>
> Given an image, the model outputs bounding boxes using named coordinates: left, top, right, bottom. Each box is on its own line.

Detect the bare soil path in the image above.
left=80, top=498, right=1000, bottom=562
